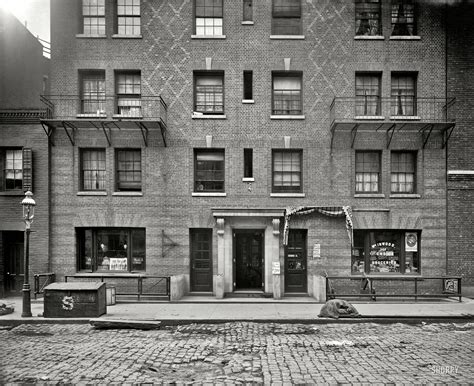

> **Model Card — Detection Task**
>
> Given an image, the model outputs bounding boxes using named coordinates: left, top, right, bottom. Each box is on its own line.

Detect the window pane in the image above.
left=273, top=75, right=302, bottom=115
left=356, top=152, right=380, bottom=193
left=391, top=73, right=416, bottom=116
left=195, top=74, right=224, bottom=114
left=273, top=150, right=302, bottom=192
left=355, top=74, right=381, bottom=116
left=195, top=150, right=225, bottom=192
left=82, top=149, right=106, bottom=190
left=355, top=0, right=381, bottom=36
left=392, top=0, right=415, bottom=36
left=131, top=229, right=146, bottom=271
left=116, top=150, right=141, bottom=191
left=4, top=149, right=23, bottom=190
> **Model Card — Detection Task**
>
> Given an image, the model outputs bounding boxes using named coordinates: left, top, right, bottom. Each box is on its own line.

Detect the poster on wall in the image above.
left=405, top=232, right=418, bottom=252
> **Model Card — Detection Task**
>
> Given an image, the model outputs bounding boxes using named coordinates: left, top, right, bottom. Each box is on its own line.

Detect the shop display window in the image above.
left=352, top=230, right=420, bottom=274
left=77, top=228, right=146, bottom=272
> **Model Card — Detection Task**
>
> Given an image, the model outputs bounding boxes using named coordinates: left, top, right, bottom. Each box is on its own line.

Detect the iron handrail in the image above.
left=65, top=274, right=171, bottom=301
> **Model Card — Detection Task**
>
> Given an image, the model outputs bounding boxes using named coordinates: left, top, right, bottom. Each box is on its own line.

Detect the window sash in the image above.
left=391, top=0, right=415, bottom=36
left=195, top=74, right=224, bottom=114
left=391, top=152, right=416, bottom=193
left=116, top=150, right=142, bottom=191
left=82, top=149, right=106, bottom=191
left=82, top=0, right=105, bottom=34
left=243, top=71, right=253, bottom=100
left=355, top=0, right=381, bottom=36
left=391, top=74, right=416, bottom=116
left=243, top=0, right=253, bottom=21
left=355, top=74, right=381, bottom=116
left=244, top=148, right=253, bottom=178
left=356, top=152, right=380, bottom=193
left=273, top=75, right=302, bottom=115
left=195, top=150, right=225, bottom=192
left=4, top=149, right=23, bottom=190
left=272, top=150, right=302, bottom=192
left=82, top=74, right=106, bottom=114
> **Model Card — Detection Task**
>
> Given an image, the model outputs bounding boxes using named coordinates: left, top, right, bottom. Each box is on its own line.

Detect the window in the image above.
left=355, top=151, right=381, bottom=193
left=195, top=0, right=223, bottom=36
left=391, top=73, right=416, bottom=116
left=355, top=73, right=381, bottom=116
left=352, top=230, right=420, bottom=274
left=272, top=73, right=302, bottom=115
left=272, top=150, right=302, bottom=193
left=244, top=148, right=253, bottom=178
left=116, top=149, right=141, bottom=191
left=391, top=152, right=416, bottom=193
left=77, top=228, right=146, bottom=272
left=243, top=0, right=253, bottom=22
left=117, top=0, right=141, bottom=35
left=355, top=0, right=381, bottom=36
left=116, top=71, right=141, bottom=117
left=81, top=149, right=106, bottom=191
left=0, top=148, right=32, bottom=192
left=272, top=0, right=302, bottom=35
left=194, top=149, right=225, bottom=192
left=82, top=0, right=105, bottom=35
left=391, top=0, right=416, bottom=36
left=194, top=72, right=224, bottom=114
left=81, top=71, right=106, bottom=114
left=243, top=71, right=253, bottom=100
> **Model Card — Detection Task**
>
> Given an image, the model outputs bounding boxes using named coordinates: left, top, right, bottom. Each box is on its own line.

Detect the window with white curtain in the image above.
left=391, top=152, right=416, bottom=193
left=355, top=151, right=381, bottom=193
left=194, top=72, right=224, bottom=114
left=391, top=73, right=416, bottom=116
left=355, top=73, right=381, bottom=116
left=81, top=149, right=106, bottom=191
left=116, top=71, right=141, bottom=117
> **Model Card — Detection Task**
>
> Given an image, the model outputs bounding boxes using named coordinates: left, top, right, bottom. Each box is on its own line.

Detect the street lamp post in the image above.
left=21, top=191, right=36, bottom=318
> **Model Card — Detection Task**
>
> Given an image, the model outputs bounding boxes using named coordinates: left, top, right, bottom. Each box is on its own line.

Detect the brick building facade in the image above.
left=447, top=1, right=474, bottom=295
left=43, top=0, right=460, bottom=299
left=0, top=9, right=50, bottom=297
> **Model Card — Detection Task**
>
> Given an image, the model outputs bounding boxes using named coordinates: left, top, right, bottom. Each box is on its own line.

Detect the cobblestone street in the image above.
left=1, top=322, right=473, bottom=384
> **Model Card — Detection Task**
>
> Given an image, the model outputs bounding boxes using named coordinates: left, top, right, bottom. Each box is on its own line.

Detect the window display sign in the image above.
left=109, top=258, right=128, bottom=271
left=272, top=262, right=281, bottom=275
left=443, top=278, right=459, bottom=294
left=405, top=232, right=418, bottom=252
left=312, top=243, right=320, bottom=260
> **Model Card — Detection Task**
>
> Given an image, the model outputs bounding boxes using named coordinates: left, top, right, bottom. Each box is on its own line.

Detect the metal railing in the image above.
left=40, top=95, right=167, bottom=128
left=325, top=275, right=462, bottom=302
left=34, top=273, right=55, bottom=299
left=330, top=97, right=456, bottom=126
left=65, top=275, right=171, bottom=301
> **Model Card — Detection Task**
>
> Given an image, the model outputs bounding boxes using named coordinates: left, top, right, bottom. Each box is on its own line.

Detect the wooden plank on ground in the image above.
left=89, top=318, right=162, bottom=330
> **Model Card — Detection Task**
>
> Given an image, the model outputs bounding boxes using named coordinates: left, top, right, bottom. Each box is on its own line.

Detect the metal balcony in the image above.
left=40, top=95, right=168, bottom=147
left=329, top=97, right=456, bottom=150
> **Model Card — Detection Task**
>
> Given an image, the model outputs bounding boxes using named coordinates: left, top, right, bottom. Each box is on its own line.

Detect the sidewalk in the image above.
left=1, top=296, right=474, bottom=325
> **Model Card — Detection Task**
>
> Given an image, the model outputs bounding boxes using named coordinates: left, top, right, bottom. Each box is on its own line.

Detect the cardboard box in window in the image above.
left=44, top=282, right=106, bottom=318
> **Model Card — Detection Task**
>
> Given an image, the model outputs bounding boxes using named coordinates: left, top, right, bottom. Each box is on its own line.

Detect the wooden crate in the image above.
left=44, top=282, right=106, bottom=318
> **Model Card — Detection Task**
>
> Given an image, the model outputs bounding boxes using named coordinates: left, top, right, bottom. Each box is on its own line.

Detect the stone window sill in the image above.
left=390, top=36, right=421, bottom=40
left=270, top=35, right=305, bottom=40
left=112, top=34, right=142, bottom=39
left=242, top=21, right=254, bottom=25
left=191, top=35, right=226, bottom=39
left=389, top=194, right=421, bottom=199
left=354, top=35, right=384, bottom=40
left=242, top=99, right=254, bottom=104
left=112, top=192, right=143, bottom=196
left=77, top=113, right=107, bottom=119
left=192, top=113, right=226, bottom=119
left=76, top=34, right=107, bottom=39
left=192, top=192, right=227, bottom=197
left=355, top=115, right=385, bottom=120
left=270, top=115, right=305, bottom=120
left=390, top=116, right=421, bottom=120
left=270, top=193, right=305, bottom=197
left=242, top=177, right=255, bottom=182
left=354, top=193, right=385, bottom=198
left=77, top=191, right=107, bottom=196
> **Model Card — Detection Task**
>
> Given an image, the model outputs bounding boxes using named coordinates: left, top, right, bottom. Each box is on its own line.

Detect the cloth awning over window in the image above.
left=283, top=206, right=353, bottom=246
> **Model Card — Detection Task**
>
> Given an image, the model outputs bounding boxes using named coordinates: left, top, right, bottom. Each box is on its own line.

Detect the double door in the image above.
left=234, top=230, right=264, bottom=290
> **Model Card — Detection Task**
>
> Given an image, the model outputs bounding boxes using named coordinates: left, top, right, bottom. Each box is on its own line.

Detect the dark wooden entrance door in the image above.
left=285, top=230, right=307, bottom=293
left=190, top=229, right=213, bottom=292
left=234, top=230, right=264, bottom=290
left=4, top=231, right=24, bottom=294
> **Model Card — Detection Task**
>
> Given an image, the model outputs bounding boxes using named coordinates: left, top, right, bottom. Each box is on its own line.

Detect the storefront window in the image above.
left=352, top=230, right=420, bottom=274
left=77, top=228, right=145, bottom=272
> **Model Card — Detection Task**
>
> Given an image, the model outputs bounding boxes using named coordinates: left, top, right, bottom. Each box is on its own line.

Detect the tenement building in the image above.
left=42, top=0, right=461, bottom=299
left=0, top=9, right=50, bottom=297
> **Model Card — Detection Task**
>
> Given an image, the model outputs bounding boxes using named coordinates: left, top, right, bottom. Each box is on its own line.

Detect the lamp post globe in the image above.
left=21, top=190, right=36, bottom=318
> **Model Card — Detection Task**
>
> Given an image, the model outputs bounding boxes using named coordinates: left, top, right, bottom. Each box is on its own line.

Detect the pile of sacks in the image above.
left=318, top=299, right=360, bottom=319
left=0, top=303, right=14, bottom=316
